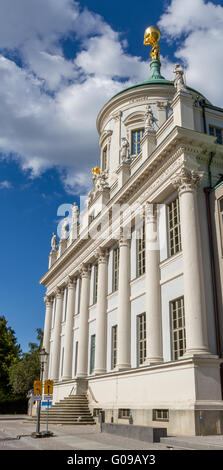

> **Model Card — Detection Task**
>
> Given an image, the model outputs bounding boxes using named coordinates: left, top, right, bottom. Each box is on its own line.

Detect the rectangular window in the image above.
left=51, top=297, right=56, bottom=329
left=118, top=409, right=130, bottom=419
left=93, top=408, right=102, bottom=417
left=62, top=287, right=68, bottom=322
left=89, top=212, right=95, bottom=225
left=90, top=334, right=96, bottom=374
left=111, top=325, right=117, bottom=369
left=102, top=146, right=108, bottom=171
left=167, top=197, right=182, bottom=257
left=113, top=247, right=119, bottom=292
left=170, top=297, right=186, bottom=360
left=60, top=346, right=64, bottom=378
left=131, top=129, right=144, bottom=155
left=153, top=409, right=169, bottom=422
left=136, top=223, right=145, bottom=276
left=93, top=264, right=98, bottom=304
left=209, top=125, right=223, bottom=145
left=137, top=313, right=147, bottom=366
left=77, top=278, right=82, bottom=314
left=219, top=197, right=223, bottom=255
left=74, top=341, right=78, bottom=377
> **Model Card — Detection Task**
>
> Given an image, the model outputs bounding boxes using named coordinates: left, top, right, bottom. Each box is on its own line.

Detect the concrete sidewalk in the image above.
left=0, top=415, right=223, bottom=450
left=0, top=415, right=173, bottom=451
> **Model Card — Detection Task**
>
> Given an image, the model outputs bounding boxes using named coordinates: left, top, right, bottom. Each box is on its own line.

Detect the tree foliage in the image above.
left=9, top=328, right=43, bottom=397
left=0, top=316, right=21, bottom=400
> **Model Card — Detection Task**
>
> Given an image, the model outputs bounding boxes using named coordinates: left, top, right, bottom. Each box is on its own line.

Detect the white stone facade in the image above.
left=40, top=71, right=223, bottom=435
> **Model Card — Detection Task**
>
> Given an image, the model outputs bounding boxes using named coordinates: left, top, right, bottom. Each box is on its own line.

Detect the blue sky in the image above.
left=0, top=0, right=223, bottom=352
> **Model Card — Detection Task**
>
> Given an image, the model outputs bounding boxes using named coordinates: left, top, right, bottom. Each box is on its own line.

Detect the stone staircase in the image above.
left=37, top=394, right=95, bottom=425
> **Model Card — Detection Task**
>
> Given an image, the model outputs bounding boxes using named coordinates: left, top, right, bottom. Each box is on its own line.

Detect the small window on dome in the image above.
left=102, top=146, right=108, bottom=170
left=131, top=129, right=144, bottom=155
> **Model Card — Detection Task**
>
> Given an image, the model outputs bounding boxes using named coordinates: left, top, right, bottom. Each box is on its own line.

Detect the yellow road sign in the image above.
left=34, top=380, right=42, bottom=396
left=44, top=380, right=54, bottom=395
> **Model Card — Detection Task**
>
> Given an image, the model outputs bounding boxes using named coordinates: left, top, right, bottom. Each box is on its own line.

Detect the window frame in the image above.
left=218, top=197, right=223, bottom=256
left=111, top=325, right=118, bottom=370
left=152, top=409, right=169, bottom=422
left=137, top=313, right=147, bottom=366
left=90, top=334, right=96, bottom=375
left=209, top=125, right=223, bottom=145
left=118, top=409, right=130, bottom=419
left=131, top=128, right=145, bottom=156
left=170, top=296, right=186, bottom=361
left=93, top=263, right=98, bottom=305
left=167, top=197, right=182, bottom=258
left=136, top=222, right=145, bottom=277
left=112, top=246, right=119, bottom=292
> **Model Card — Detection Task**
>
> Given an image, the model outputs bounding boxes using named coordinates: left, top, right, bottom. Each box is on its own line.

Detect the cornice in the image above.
left=40, top=126, right=221, bottom=288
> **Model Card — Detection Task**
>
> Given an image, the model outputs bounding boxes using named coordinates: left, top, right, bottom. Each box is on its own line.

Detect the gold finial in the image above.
left=92, top=166, right=100, bottom=176
left=144, top=25, right=161, bottom=61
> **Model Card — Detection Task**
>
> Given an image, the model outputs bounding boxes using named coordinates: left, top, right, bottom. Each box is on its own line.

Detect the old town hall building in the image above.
left=40, top=27, right=223, bottom=435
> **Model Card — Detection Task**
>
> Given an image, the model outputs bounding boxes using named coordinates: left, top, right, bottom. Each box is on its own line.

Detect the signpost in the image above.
left=44, top=380, right=54, bottom=434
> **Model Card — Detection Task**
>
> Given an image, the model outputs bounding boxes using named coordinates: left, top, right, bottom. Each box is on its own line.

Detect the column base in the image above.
left=93, top=369, right=107, bottom=376
left=74, top=377, right=88, bottom=394
left=144, top=357, right=164, bottom=366
left=183, top=348, right=212, bottom=358
left=62, top=375, right=72, bottom=381
left=117, top=364, right=131, bottom=371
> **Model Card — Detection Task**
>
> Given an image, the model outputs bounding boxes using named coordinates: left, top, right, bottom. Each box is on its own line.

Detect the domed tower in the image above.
left=41, top=26, right=223, bottom=436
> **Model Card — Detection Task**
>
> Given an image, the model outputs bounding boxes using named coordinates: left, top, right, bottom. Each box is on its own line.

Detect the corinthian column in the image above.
left=145, top=203, right=163, bottom=364
left=76, top=265, right=91, bottom=377
left=94, top=249, right=108, bottom=375
left=172, top=167, right=210, bottom=356
left=43, top=296, right=53, bottom=381
left=62, top=277, right=76, bottom=380
left=51, top=288, right=63, bottom=380
left=117, top=233, right=131, bottom=370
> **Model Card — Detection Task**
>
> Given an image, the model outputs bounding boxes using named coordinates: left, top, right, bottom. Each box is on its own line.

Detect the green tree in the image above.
left=0, top=316, right=21, bottom=400
left=9, top=328, right=43, bottom=397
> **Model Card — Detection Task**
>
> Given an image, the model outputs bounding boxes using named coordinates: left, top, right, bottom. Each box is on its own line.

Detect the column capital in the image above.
left=44, top=295, right=53, bottom=306
left=171, top=167, right=203, bottom=195
left=55, top=287, right=63, bottom=298
left=95, top=247, right=109, bottom=264
left=119, top=227, right=131, bottom=247
left=65, top=275, right=77, bottom=289
left=145, top=202, right=158, bottom=223
left=80, top=263, right=91, bottom=278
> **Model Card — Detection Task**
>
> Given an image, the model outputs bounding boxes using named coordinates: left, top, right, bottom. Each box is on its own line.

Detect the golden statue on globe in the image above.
left=144, top=26, right=161, bottom=61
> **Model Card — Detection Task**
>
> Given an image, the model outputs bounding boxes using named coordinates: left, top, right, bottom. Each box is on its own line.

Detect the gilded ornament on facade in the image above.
left=144, top=25, right=161, bottom=61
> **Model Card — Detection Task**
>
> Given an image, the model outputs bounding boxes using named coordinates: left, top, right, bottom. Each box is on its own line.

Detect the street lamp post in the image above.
left=35, top=348, right=49, bottom=436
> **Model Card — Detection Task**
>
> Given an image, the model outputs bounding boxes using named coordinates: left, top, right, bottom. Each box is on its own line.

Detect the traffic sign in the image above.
left=34, top=380, right=42, bottom=396
left=44, top=394, right=53, bottom=400
left=44, top=380, right=54, bottom=395
left=33, top=395, right=42, bottom=401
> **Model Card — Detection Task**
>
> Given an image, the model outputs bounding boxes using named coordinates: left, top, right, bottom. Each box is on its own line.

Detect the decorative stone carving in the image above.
left=44, top=295, right=53, bottom=306
left=51, top=232, right=57, bottom=251
left=171, top=167, right=202, bottom=195
left=95, top=247, right=108, bottom=264
left=120, top=137, right=130, bottom=162
left=65, top=275, right=76, bottom=289
left=88, top=170, right=109, bottom=205
left=61, top=220, right=69, bottom=240
left=173, top=64, right=187, bottom=92
left=144, top=105, right=156, bottom=134
left=80, top=263, right=91, bottom=278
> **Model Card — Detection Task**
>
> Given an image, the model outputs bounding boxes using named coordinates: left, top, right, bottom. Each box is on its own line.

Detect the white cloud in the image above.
left=0, top=180, right=12, bottom=189
left=158, top=0, right=223, bottom=105
left=0, top=0, right=150, bottom=193
left=0, top=0, right=222, bottom=195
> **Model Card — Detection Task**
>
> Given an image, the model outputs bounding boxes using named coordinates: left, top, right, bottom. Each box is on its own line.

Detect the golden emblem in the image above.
left=144, top=26, right=161, bottom=61
left=92, top=166, right=101, bottom=176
